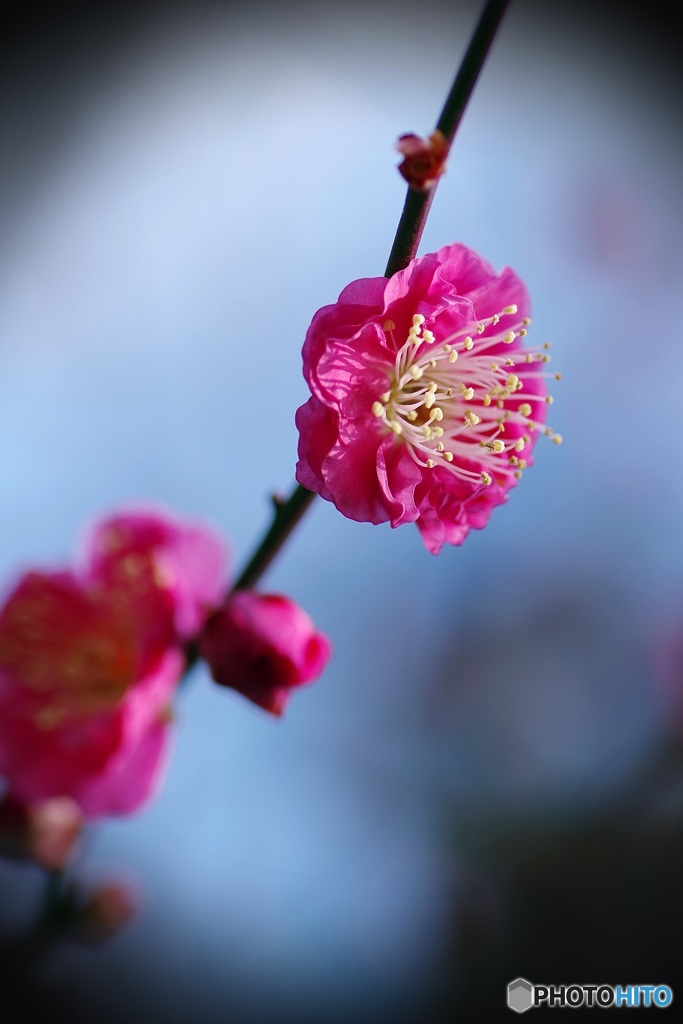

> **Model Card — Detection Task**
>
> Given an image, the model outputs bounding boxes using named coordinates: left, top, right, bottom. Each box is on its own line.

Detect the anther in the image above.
left=426, top=459, right=436, bottom=469
left=519, top=403, right=532, bottom=417
left=381, top=392, right=391, bottom=403
left=476, top=323, right=485, bottom=334
left=383, top=319, right=396, bottom=331
left=372, top=401, right=384, bottom=417
left=464, top=337, right=474, bottom=351
left=424, top=392, right=435, bottom=409
left=552, top=433, right=563, bottom=445
left=481, top=472, right=492, bottom=485
left=427, top=381, right=438, bottom=393
left=389, top=421, right=403, bottom=435
left=449, top=350, right=458, bottom=362
left=503, top=331, right=516, bottom=344
left=410, top=366, right=424, bottom=380
left=413, top=314, right=425, bottom=327
left=503, top=304, right=518, bottom=315
left=514, top=438, right=525, bottom=452
left=429, top=407, right=443, bottom=421
left=443, top=451, right=454, bottom=462
left=545, top=395, right=554, bottom=405
left=422, top=330, right=435, bottom=344
left=492, top=440, right=505, bottom=453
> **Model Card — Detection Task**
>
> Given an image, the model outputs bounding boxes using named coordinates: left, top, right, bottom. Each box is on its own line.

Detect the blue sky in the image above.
left=1, top=2, right=682, bottom=1018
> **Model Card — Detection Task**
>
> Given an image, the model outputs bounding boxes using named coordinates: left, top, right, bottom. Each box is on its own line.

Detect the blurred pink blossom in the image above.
left=200, top=592, right=331, bottom=716
left=652, top=621, right=683, bottom=735
left=296, top=242, right=559, bottom=553
left=0, top=507, right=228, bottom=817
left=81, top=505, right=228, bottom=641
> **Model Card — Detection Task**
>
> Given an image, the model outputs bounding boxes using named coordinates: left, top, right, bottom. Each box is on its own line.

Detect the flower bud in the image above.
left=396, top=129, right=449, bottom=190
left=200, top=592, right=332, bottom=716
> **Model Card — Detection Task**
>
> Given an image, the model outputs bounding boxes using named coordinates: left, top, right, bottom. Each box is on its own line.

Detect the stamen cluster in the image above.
left=372, top=307, right=560, bottom=488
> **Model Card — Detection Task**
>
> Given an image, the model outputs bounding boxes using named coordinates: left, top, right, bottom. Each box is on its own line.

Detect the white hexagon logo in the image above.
left=508, top=978, right=534, bottom=1013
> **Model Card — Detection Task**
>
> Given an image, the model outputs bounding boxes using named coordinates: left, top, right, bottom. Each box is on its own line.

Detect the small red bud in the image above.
left=79, top=881, right=138, bottom=942
left=396, top=129, right=449, bottom=190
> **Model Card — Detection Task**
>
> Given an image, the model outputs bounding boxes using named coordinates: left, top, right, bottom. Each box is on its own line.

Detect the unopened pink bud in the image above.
left=200, top=592, right=332, bottom=716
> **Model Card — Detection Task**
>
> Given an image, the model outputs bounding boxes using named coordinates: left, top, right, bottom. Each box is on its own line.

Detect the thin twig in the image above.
left=385, top=0, right=510, bottom=277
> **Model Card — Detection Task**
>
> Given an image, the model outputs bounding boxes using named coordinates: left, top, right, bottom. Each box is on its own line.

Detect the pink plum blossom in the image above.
left=296, top=241, right=560, bottom=554
left=200, top=592, right=332, bottom=716
left=0, top=507, right=228, bottom=817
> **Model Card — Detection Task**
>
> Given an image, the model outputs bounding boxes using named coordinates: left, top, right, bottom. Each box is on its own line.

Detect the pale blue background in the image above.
left=1, top=1, right=682, bottom=1019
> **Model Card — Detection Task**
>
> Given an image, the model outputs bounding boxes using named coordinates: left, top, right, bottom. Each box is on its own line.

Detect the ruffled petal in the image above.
left=295, top=398, right=338, bottom=502
left=320, top=425, right=391, bottom=525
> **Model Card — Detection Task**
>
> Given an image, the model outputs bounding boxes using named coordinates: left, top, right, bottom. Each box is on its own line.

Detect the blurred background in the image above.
left=1, top=0, right=683, bottom=1020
